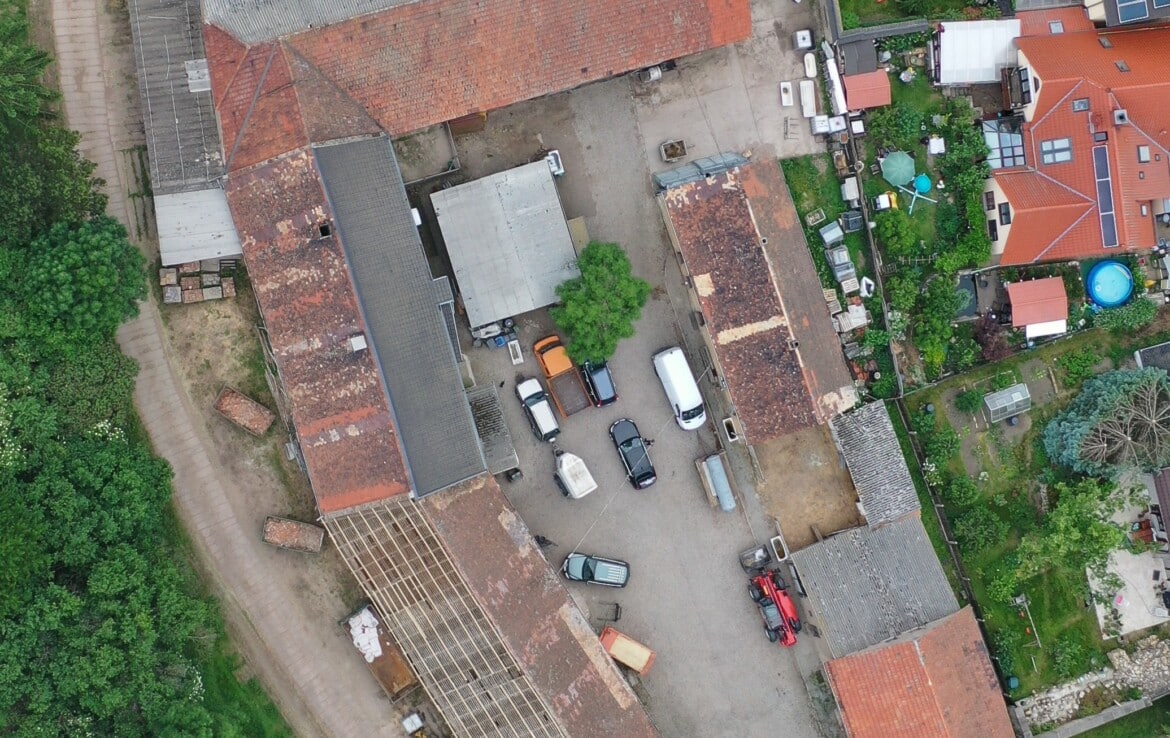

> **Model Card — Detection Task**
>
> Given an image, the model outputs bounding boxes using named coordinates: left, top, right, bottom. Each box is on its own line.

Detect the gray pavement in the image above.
left=449, top=2, right=839, bottom=732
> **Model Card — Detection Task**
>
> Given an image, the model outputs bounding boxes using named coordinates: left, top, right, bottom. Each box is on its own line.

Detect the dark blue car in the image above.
left=581, top=360, right=618, bottom=407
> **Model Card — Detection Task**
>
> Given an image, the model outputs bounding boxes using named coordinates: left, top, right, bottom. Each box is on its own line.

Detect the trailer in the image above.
left=534, top=336, right=591, bottom=417
left=599, top=626, right=656, bottom=675
left=262, top=516, right=325, bottom=553
left=345, top=605, right=418, bottom=699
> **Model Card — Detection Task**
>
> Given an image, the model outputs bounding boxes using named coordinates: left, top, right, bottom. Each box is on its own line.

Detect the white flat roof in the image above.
left=1025, top=319, right=1067, bottom=339
left=938, top=20, right=1021, bottom=85
left=156, top=188, right=243, bottom=265
left=431, top=161, right=578, bottom=327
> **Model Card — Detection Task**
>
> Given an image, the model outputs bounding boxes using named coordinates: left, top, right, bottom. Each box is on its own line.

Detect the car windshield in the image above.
left=580, top=558, right=596, bottom=580
left=523, top=394, right=544, bottom=408
left=681, top=405, right=705, bottom=421
left=761, top=602, right=783, bottom=629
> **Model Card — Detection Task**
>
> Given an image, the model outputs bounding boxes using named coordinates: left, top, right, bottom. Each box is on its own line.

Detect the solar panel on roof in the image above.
left=1155, top=0, right=1170, bottom=8
left=1093, top=145, right=1119, bottom=248
left=1117, top=0, right=1149, bottom=22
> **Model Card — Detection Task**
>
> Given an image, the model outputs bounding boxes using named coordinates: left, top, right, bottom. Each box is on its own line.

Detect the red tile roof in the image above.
left=994, top=24, right=1170, bottom=264
left=826, top=607, right=1013, bottom=738
left=1017, top=7, right=1095, bottom=37
left=224, top=150, right=411, bottom=513
left=277, top=0, right=751, bottom=137
left=422, top=475, right=659, bottom=738
left=661, top=159, right=856, bottom=443
left=1006, top=276, right=1068, bottom=327
left=843, top=71, right=891, bottom=111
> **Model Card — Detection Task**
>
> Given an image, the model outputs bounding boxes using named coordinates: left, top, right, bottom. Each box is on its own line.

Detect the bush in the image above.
left=943, top=474, right=981, bottom=507
left=1057, top=349, right=1100, bottom=387
left=955, top=389, right=983, bottom=414
left=841, top=10, right=861, bottom=29
left=875, top=209, right=917, bottom=258
left=925, top=425, right=960, bottom=460
left=887, top=270, right=922, bottom=313
left=975, top=315, right=1012, bottom=362
left=1094, top=299, right=1158, bottom=333
left=870, top=107, right=924, bottom=150
left=954, top=506, right=1009, bottom=552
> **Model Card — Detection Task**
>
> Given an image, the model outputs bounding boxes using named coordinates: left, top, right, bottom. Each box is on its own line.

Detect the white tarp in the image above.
left=348, top=606, right=384, bottom=663
left=937, top=20, right=1021, bottom=85
left=1025, top=319, right=1067, bottom=339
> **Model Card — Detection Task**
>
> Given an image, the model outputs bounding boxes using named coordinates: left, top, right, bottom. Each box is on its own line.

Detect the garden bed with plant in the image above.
left=838, top=0, right=1000, bottom=30
left=903, top=315, right=1170, bottom=695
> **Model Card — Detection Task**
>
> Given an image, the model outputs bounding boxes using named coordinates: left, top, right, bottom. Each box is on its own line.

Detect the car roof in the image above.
left=516, top=377, right=543, bottom=398
left=610, top=418, right=639, bottom=444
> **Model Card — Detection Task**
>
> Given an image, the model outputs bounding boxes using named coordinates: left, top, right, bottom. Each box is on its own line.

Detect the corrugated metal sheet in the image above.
left=204, top=0, right=412, bottom=44
left=830, top=402, right=920, bottom=528
left=156, top=189, right=243, bottom=265
left=314, top=137, right=486, bottom=497
left=466, top=386, right=518, bottom=475
left=129, top=0, right=225, bottom=193
left=431, top=162, right=579, bottom=328
left=791, top=518, right=959, bottom=658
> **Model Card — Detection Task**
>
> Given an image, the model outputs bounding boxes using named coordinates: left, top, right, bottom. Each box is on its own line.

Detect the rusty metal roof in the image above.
left=660, top=158, right=856, bottom=443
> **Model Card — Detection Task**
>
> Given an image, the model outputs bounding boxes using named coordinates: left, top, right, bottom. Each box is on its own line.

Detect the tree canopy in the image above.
left=551, top=241, right=651, bottom=363
left=1044, top=368, right=1170, bottom=477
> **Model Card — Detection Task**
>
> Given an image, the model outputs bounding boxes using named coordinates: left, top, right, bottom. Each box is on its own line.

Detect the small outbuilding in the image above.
left=431, top=161, right=579, bottom=329
left=842, top=70, right=891, bottom=111
left=984, top=382, right=1031, bottom=423
left=930, top=20, right=1021, bottom=85
left=1006, top=276, right=1069, bottom=339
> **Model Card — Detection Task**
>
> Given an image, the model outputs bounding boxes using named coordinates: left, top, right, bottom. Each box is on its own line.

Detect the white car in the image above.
left=516, top=377, right=560, bottom=442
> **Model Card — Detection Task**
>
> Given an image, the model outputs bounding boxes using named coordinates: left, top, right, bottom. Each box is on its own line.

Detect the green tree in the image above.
left=1015, top=479, right=1131, bottom=580
left=0, top=9, right=56, bottom=135
left=886, top=269, right=922, bottom=313
left=552, top=241, right=650, bottom=363
left=914, top=278, right=963, bottom=379
left=21, top=216, right=145, bottom=344
left=1094, top=299, right=1158, bottom=333
left=870, top=105, right=924, bottom=149
left=942, top=474, right=981, bottom=507
left=875, top=210, right=917, bottom=258
left=1044, top=368, right=1170, bottom=476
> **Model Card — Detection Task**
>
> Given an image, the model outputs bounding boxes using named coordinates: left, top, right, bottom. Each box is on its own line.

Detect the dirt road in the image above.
left=43, top=0, right=402, bottom=734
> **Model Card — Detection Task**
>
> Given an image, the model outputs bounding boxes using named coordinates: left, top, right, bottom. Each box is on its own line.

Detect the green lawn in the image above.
left=781, top=154, right=873, bottom=291
left=1081, top=695, right=1170, bottom=737
left=839, top=0, right=986, bottom=29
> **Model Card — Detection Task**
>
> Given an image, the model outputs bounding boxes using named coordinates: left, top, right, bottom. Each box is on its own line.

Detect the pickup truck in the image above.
left=534, top=336, right=591, bottom=417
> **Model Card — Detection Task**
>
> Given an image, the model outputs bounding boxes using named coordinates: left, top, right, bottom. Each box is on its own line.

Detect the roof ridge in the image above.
left=224, top=43, right=280, bottom=172
left=1033, top=205, right=1097, bottom=261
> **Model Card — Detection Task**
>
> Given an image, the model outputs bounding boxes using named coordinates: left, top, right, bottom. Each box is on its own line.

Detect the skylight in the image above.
left=1072, top=98, right=1089, bottom=112
left=1116, top=0, right=1149, bottom=22
left=1041, top=138, right=1072, bottom=165
left=1094, top=146, right=1118, bottom=248
left=983, top=119, right=1025, bottom=169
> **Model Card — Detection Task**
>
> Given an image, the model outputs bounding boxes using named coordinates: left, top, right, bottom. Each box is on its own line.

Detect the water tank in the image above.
left=702, top=454, right=736, bottom=512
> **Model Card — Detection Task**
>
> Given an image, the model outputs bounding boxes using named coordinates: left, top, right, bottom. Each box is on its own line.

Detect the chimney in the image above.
left=347, top=334, right=368, bottom=353
left=1114, top=109, right=1130, bottom=126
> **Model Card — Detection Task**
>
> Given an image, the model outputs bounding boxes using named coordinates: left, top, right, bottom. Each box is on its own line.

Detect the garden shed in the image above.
left=931, top=20, right=1021, bottom=85
left=984, top=383, right=1031, bottom=423
left=1006, top=277, right=1068, bottom=339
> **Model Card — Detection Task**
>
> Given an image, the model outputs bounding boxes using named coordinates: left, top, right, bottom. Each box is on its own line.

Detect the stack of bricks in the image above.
left=159, top=259, right=237, bottom=304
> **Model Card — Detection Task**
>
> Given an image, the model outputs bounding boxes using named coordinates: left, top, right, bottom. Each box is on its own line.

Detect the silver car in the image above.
left=561, top=552, right=630, bottom=588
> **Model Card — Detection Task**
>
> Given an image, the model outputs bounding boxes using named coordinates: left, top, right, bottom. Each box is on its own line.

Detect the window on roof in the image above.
left=1116, top=60, right=1131, bottom=72
left=999, top=203, right=1012, bottom=226
left=1139, top=146, right=1151, bottom=163
left=1099, top=37, right=1113, bottom=48
left=1049, top=20, right=1064, bottom=33
left=1017, top=68, right=1032, bottom=105
left=1116, top=0, right=1149, bottom=23
left=1072, top=98, right=1089, bottom=112
left=1041, top=138, right=1072, bottom=165
left=983, top=117, right=1026, bottom=169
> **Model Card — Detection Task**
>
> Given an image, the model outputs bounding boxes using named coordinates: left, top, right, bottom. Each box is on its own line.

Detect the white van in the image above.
left=652, top=347, right=706, bottom=431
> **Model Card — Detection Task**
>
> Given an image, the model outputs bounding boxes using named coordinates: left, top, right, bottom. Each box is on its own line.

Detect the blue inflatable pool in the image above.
left=1086, top=261, right=1133, bottom=308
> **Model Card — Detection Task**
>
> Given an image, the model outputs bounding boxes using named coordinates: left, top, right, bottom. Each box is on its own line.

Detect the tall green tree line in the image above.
left=0, top=5, right=266, bottom=734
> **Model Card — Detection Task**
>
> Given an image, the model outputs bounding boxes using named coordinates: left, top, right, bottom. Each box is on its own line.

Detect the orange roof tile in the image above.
left=1017, top=7, right=1095, bottom=37
left=1006, top=277, right=1069, bottom=327
left=826, top=607, right=1013, bottom=738
left=280, top=0, right=752, bottom=137
left=994, top=24, right=1170, bottom=264
left=843, top=71, right=891, bottom=111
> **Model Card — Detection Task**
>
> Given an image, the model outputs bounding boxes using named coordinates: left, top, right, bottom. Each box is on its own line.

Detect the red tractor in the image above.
left=748, top=570, right=801, bottom=647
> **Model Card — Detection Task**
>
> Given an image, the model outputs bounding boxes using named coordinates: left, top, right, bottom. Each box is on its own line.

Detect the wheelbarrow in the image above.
left=659, top=139, right=688, bottom=163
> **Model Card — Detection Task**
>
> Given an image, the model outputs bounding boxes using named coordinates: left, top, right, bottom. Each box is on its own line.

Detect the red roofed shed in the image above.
left=1006, top=277, right=1069, bottom=339
left=843, top=71, right=891, bottom=111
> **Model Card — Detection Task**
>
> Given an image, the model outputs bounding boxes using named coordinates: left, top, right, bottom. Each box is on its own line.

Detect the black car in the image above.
left=581, top=360, right=618, bottom=406
left=609, top=418, right=656, bottom=489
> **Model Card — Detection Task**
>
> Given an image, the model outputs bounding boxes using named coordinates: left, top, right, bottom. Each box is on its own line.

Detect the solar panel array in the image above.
left=1117, top=0, right=1149, bottom=22
left=1155, top=0, right=1170, bottom=8
left=1094, top=146, right=1119, bottom=248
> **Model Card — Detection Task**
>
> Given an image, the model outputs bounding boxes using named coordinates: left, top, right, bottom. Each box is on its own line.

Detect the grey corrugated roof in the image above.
left=204, top=0, right=412, bottom=44
left=129, top=0, right=225, bottom=194
left=831, top=402, right=919, bottom=527
left=466, top=386, right=518, bottom=475
left=791, top=518, right=959, bottom=658
left=1013, top=0, right=1077, bottom=10
left=314, top=137, right=485, bottom=496
left=431, top=162, right=579, bottom=328
left=1137, top=341, right=1170, bottom=374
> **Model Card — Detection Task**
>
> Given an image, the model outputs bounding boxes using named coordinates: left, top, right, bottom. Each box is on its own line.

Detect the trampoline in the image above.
left=1086, top=261, right=1134, bottom=308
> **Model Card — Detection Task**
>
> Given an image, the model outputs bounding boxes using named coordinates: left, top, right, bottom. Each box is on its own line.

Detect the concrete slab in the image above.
left=1090, top=548, right=1170, bottom=637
